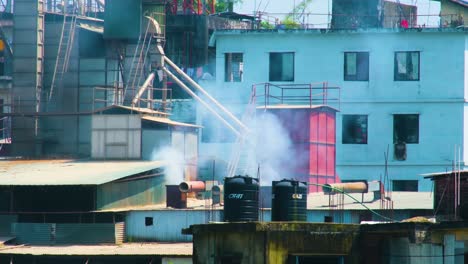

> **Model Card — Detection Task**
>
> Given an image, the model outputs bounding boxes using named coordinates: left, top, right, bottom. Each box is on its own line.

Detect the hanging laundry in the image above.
left=187, top=68, right=195, bottom=78
left=196, top=67, right=203, bottom=79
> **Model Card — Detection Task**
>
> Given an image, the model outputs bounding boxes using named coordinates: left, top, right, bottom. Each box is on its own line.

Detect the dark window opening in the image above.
left=145, top=217, right=153, bottom=226
left=394, top=51, right=420, bottom=81
left=342, top=115, right=368, bottom=144
left=220, top=255, right=242, bottom=264
left=269, top=52, right=294, bottom=82
left=225, top=53, right=243, bottom=82
left=359, top=211, right=372, bottom=222
left=344, top=52, right=369, bottom=81
left=393, top=180, right=418, bottom=192
left=393, top=114, right=419, bottom=144
left=288, top=255, right=344, bottom=264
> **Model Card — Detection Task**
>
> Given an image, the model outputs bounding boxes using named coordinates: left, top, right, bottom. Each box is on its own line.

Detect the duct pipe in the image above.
left=164, top=57, right=249, bottom=133
left=131, top=72, right=155, bottom=106
left=179, top=181, right=206, bottom=193
left=322, top=182, right=368, bottom=194
left=163, top=67, right=241, bottom=137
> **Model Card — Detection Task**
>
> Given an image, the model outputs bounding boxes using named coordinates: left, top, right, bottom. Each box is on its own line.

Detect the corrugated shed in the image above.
left=126, top=210, right=222, bottom=242
left=11, top=223, right=52, bottom=245
left=91, top=115, right=142, bottom=159
left=0, top=159, right=164, bottom=185
left=97, top=176, right=166, bottom=210
left=12, top=223, right=119, bottom=245
left=0, top=215, right=17, bottom=236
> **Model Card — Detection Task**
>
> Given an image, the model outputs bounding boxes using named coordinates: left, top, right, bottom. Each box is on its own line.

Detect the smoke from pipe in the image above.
left=252, top=111, right=294, bottom=186
left=151, top=146, right=185, bottom=185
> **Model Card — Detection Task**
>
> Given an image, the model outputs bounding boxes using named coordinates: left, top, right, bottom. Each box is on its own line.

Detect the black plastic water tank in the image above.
left=224, top=175, right=259, bottom=222
left=272, top=179, right=307, bottom=221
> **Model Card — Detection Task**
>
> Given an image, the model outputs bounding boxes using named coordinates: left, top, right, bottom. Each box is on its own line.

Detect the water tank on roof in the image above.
left=272, top=179, right=307, bottom=221
left=223, top=176, right=259, bottom=222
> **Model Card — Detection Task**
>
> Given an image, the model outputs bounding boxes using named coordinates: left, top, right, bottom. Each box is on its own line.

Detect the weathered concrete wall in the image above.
left=190, top=222, right=360, bottom=264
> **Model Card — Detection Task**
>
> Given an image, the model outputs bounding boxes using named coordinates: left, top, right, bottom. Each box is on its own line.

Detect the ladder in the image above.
left=124, top=22, right=153, bottom=105
left=48, top=4, right=78, bottom=102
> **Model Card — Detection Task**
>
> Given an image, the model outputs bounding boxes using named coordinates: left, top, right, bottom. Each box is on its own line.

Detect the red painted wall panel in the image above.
left=265, top=107, right=338, bottom=193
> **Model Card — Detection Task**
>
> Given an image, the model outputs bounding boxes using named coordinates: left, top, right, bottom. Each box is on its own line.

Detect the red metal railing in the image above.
left=252, top=82, right=340, bottom=110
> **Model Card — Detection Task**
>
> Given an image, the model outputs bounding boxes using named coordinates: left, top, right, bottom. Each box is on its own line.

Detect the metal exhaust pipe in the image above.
left=179, top=181, right=206, bottom=193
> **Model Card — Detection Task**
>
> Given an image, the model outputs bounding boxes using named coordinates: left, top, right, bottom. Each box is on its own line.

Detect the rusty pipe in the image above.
left=179, top=181, right=206, bottom=193
left=323, top=182, right=368, bottom=194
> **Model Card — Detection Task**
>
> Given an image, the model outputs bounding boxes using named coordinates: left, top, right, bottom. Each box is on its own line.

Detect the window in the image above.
left=269, top=52, right=294, bottom=82
left=145, top=217, right=153, bottom=226
left=393, top=180, right=418, bottom=192
left=225, top=53, right=243, bottom=82
left=342, top=115, right=368, bottom=144
left=344, top=52, right=369, bottom=81
left=393, top=114, right=419, bottom=143
left=394, top=51, right=420, bottom=81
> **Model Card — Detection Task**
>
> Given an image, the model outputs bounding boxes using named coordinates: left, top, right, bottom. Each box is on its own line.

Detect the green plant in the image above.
left=282, top=18, right=300, bottom=29
left=260, top=21, right=275, bottom=29
left=215, top=0, right=243, bottom=13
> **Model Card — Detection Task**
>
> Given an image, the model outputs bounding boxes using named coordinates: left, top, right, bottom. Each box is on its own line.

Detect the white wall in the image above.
left=91, top=115, right=141, bottom=159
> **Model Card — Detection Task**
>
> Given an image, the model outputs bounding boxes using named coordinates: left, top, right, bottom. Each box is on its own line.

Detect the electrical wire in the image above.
left=308, top=182, right=396, bottom=222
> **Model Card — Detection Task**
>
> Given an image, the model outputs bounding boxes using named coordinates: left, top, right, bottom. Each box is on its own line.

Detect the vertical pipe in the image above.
left=309, top=83, right=312, bottom=107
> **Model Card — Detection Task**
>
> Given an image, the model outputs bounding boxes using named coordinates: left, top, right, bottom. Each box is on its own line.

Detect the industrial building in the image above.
left=205, top=21, right=467, bottom=192
left=0, top=0, right=466, bottom=263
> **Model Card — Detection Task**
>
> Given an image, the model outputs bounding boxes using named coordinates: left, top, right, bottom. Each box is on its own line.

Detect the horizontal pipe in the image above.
left=163, top=67, right=241, bottom=137
left=323, top=182, right=368, bottom=194
left=179, top=181, right=206, bottom=193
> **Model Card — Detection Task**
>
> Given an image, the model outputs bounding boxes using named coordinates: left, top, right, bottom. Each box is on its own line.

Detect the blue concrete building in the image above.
left=201, top=28, right=468, bottom=191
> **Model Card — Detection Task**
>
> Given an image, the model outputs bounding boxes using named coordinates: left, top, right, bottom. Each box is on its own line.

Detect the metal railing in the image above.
left=256, top=12, right=465, bottom=30
left=252, top=82, right=340, bottom=109
left=44, top=0, right=104, bottom=17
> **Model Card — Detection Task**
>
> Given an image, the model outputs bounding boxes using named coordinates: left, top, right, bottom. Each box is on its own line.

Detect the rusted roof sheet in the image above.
left=0, top=243, right=192, bottom=256
left=0, top=159, right=165, bottom=186
left=142, top=115, right=202, bottom=128
left=93, top=105, right=169, bottom=116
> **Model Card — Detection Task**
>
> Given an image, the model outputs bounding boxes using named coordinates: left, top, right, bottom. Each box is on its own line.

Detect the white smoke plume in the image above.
left=151, top=146, right=185, bottom=185
left=253, top=112, right=293, bottom=186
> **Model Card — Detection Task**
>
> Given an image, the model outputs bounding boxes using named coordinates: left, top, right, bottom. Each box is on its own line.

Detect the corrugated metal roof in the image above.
left=449, top=0, right=468, bottom=7
left=93, top=105, right=169, bottom=116
left=142, top=116, right=202, bottom=128
left=97, top=192, right=432, bottom=212
left=256, top=105, right=339, bottom=112
left=422, top=170, right=468, bottom=178
left=78, top=23, right=103, bottom=34
left=0, top=243, right=192, bottom=256
left=0, top=159, right=165, bottom=186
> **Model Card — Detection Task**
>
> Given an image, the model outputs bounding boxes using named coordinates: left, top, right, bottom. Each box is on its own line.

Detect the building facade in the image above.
left=202, top=28, right=468, bottom=191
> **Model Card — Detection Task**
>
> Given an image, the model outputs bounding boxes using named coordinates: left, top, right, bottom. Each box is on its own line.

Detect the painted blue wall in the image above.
left=126, top=210, right=223, bottom=242
left=201, top=29, right=468, bottom=191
